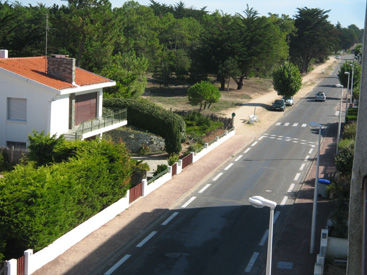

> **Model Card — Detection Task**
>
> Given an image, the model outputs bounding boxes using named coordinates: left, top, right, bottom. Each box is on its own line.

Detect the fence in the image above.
left=16, top=256, right=24, bottom=275
left=129, top=183, right=143, bottom=203
left=0, top=146, right=28, bottom=164
left=181, top=153, right=193, bottom=169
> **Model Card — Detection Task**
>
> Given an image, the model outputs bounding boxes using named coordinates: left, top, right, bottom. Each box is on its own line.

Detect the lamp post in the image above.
left=345, top=71, right=350, bottom=106
left=249, top=196, right=277, bottom=275
left=351, top=65, right=355, bottom=106
left=336, top=86, right=343, bottom=155
left=309, top=121, right=322, bottom=254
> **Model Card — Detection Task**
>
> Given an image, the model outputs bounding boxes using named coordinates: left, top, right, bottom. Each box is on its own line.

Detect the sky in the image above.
left=21, top=0, right=366, bottom=29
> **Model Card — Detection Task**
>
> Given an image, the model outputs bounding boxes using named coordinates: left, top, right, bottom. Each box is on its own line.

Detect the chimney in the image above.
left=0, top=49, right=8, bottom=58
left=47, top=54, right=75, bottom=84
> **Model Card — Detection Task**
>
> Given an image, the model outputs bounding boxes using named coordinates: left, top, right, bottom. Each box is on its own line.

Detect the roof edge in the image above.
left=59, top=81, right=116, bottom=95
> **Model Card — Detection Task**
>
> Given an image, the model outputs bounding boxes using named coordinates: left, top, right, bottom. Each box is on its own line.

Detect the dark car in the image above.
left=272, top=99, right=285, bottom=111
left=315, top=91, right=326, bottom=102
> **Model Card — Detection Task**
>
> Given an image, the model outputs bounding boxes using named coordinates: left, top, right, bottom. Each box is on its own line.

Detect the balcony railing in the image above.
left=64, top=109, right=127, bottom=140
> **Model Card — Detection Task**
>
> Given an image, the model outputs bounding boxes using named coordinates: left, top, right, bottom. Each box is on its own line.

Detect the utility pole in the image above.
left=347, top=0, right=367, bottom=274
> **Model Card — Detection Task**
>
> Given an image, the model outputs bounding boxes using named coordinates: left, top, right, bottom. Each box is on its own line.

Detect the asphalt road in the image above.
left=104, top=61, right=344, bottom=275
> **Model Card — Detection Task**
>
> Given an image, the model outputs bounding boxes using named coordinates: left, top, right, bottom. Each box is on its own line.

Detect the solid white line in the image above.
left=235, top=155, right=243, bottom=161
left=299, top=163, right=306, bottom=171
left=104, top=254, right=131, bottom=275
left=245, top=252, right=260, bottom=273
left=251, top=141, right=258, bottom=147
left=181, top=196, right=197, bottom=208
left=294, top=173, right=301, bottom=181
left=224, top=163, right=234, bottom=171
left=302, top=123, right=307, bottom=127
left=276, top=122, right=281, bottom=126
left=305, top=155, right=310, bottom=161
left=213, top=172, right=223, bottom=181
left=198, top=184, right=211, bottom=194
left=280, top=196, right=288, bottom=206
left=161, top=212, right=179, bottom=226
left=259, top=136, right=265, bottom=141
left=136, top=231, right=157, bottom=248
left=292, top=122, right=299, bottom=127
left=287, top=183, right=295, bottom=193
left=244, top=148, right=251, bottom=154
left=258, top=211, right=280, bottom=246
left=309, top=148, right=314, bottom=154
left=284, top=122, right=290, bottom=126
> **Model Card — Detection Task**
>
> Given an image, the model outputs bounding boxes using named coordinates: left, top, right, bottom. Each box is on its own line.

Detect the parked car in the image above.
left=335, top=83, right=343, bottom=88
left=283, top=96, right=294, bottom=106
left=315, top=91, right=326, bottom=102
left=272, top=99, right=285, bottom=111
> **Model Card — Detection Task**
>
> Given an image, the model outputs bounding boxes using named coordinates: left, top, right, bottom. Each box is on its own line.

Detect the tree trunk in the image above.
left=220, top=77, right=226, bottom=91
left=227, top=77, right=230, bottom=91
left=235, top=75, right=245, bottom=90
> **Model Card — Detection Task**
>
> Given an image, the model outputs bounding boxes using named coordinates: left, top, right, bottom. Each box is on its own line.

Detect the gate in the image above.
left=17, top=256, right=24, bottom=275
left=171, top=163, right=177, bottom=176
left=182, top=153, right=193, bottom=169
left=129, top=183, right=143, bottom=203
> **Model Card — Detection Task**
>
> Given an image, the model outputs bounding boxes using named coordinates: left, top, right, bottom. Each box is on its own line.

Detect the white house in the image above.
left=0, top=50, right=127, bottom=148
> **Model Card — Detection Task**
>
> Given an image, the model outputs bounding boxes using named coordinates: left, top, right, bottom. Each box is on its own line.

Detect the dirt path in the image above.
left=222, top=57, right=338, bottom=137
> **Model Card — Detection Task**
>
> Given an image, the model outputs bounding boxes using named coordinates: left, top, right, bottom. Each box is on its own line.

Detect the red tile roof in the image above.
left=0, top=56, right=112, bottom=90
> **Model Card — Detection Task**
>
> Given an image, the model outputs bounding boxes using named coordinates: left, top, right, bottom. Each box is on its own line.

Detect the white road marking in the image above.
left=182, top=196, right=197, bottom=208
left=293, top=138, right=299, bottom=140
left=235, top=155, right=243, bottom=161
left=198, top=184, right=211, bottom=194
left=301, top=142, right=306, bottom=145
left=292, top=122, right=299, bottom=127
left=311, top=145, right=315, bottom=148
left=276, top=122, right=281, bottom=126
left=284, top=122, right=290, bottom=126
left=280, top=196, right=288, bottom=206
left=244, top=148, right=251, bottom=154
left=271, top=134, right=277, bottom=137
left=287, top=183, right=295, bottom=193
left=308, top=148, right=314, bottom=154
left=105, top=255, right=131, bottom=275
left=161, top=212, right=179, bottom=226
left=259, top=136, right=264, bottom=141
left=136, top=231, right=157, bottom=248
left=224, top=163, right=234, bottom=171
left=251, top=141, right=258, bottom=147
left=305, top=155, right=310, bottom=161
left=270, top=136, right=276, bottom=139
left=293, top=141, right=298, bottom=143
left=299, top=163, right=306, bottom=171
left=277, top=138, right=283, bottom=141
left=245, top=252, right=260, bottom=273
left=278, top=136, right=283, bottom=138
left=335, top=111, right=339, bottom=116
left=294, top=173, right=301, bottom=181
left=302, top=123, right=307, bottom=127
left=213, top=173, right=223, bottom=181
left=259, top=211, right=280, bottom=246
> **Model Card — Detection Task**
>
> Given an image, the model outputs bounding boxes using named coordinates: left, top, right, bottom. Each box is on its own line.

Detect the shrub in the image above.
left=104, top=98, right=185, bottom=154
left=343, top=121, right=357, bottom=139
left=0, top=139, right=133, bottom=259
left=335, top=143, right=354, bottom=175
left=153, top=164, right=168, bottom=177
left=346, top=107, right=358, bottom=122
left=168, top=153, right=179, bottom=166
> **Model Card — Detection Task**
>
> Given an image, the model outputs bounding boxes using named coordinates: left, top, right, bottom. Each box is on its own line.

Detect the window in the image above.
left=7, top=97, right=26, bottom=121
left=6, top=141, right=26, bottom=149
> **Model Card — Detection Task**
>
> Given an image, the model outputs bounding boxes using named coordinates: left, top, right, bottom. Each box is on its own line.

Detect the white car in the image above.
left=283, top=96, right=294, bottom=106
left=335, top=84, right=343, bottom=88
left=315, top=91, right=326, bottom=102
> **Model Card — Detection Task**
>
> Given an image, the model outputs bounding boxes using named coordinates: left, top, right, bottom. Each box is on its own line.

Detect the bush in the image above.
left=343, top=122, right=356, bottom=139
left=168, top=153, right=179, bottom=166
left=104, top=98, right=185, bottom=154
left=335, top=142, right=354, bottom=175
left=346, top=107, right=358, bottom=122
left=153, top=164, right=168, bottom=177
left=0, top=139, right=133, bottom=259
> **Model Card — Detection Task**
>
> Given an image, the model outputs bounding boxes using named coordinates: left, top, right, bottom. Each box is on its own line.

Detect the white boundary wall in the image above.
left=15, top=128, right=236, bottom=275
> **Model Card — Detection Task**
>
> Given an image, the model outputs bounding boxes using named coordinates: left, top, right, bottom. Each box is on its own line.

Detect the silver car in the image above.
left=315, top=91, right=326, bottom=102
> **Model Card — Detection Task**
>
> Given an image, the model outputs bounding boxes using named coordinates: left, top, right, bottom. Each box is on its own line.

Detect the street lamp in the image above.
left=344, top=71, right=350, bottom=110
left=351, top=65, right=355, bottom=106
left=309, top=121, right=322, bottom=254
left=336, top=86, right=343, bottom=155
left=249, top=196, right=277, bottom=275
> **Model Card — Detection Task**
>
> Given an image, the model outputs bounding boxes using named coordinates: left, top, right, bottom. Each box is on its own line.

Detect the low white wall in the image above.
left=144, top=169, right=172, bottom=196
left=29, top=192, right=129, bottom=274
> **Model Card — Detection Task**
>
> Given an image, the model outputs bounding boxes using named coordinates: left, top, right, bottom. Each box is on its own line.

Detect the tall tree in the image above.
left=290, top=8, right=335, bottom=73
left=272, top=62, right=302, bottom=98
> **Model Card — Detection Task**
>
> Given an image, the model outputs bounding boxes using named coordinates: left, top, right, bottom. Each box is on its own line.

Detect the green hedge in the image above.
left=0, top=139, right=132, bottom=259
left=104, top=98, right=185, bottom=154
left=346, top=107, right=358, bottom=122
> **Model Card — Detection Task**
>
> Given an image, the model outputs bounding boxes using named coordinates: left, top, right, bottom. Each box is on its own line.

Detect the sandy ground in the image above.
left=222, top=57, right=338, bottom=137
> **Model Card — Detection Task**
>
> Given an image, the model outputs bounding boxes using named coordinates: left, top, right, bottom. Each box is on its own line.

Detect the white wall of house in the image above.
left=0, top=69, right=57, bottom=147
left=49, top=95, right=70, bottom=136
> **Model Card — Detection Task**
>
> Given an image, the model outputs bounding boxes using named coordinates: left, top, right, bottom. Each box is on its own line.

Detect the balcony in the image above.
left=64, top=109, right=127, bottom=140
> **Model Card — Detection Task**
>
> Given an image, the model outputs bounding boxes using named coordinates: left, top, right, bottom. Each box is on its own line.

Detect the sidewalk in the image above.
left=272, top=121, right=338, bottom=274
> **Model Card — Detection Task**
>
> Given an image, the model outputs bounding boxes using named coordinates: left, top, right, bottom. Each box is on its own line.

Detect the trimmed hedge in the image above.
left=104, top=98, right=186, bottom=154
left=0, top=139, right=132, bottom=259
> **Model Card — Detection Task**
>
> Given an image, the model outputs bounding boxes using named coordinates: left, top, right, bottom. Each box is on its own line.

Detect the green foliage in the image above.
left=346, top=107, right=358, bottom=122
left=335, top=139, right=354, bottom=175
left=183, top=111, right=224, bottom=141
left=343, top=122, right=357, bottom=139
left=168, top=153, right=179, bottom=165
left=337, top=61, right=361, bottom=91
left=0, top=139, right=132, bottom=259
left=104, top=98, right=185, bottom=154
left=272, top=62, right=302, bottom=98
left=102, top=52, right=148, bottom=98
left=153, top=164, right=168, bottom=177
left=187, top=143, right=203, bottom=153
left=187, top=81, right=221, bottom=111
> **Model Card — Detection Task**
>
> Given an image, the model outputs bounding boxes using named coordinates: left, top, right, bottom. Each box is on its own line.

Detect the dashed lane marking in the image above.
left=294, top=173, right=301, bottom=181
left=259, top=211, right=280, bottom=246
left=244, top=148, right=251, bottom=154
left=276, top=122, right=281, bottom=126
left=161, top=212, right=179, bottom=226
left=181, top=196, right=197, bottom=208
left=224, top=163, right=234, bottom=171
left=212, top=172, right=223, bottom=181
left=299, top=163, right=306, bottom=171
left=136, top=231, right=157, bottom=248
left=302, top=123, right=307, bottom=127
left=251, top=141, right=258, bottom=147
left=287, top=183, right=295, bottom=193
left=309, top=148, right=314, bottom=154
left=198, top=184, right=211, bottom=194
left=104, top=255, right=131, bottom=275
left=280, top=196, right=288, bottom=206
left=244, top=252, right=260, bottom=273
left=284, top=122, right=290, bottom=126
left=292, top=122, right=299, bottom=127
left=235, top=155, right=243, bottom=161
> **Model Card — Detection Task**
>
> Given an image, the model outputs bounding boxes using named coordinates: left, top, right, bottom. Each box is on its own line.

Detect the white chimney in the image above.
left=0, top=49, right=8, bottom=58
